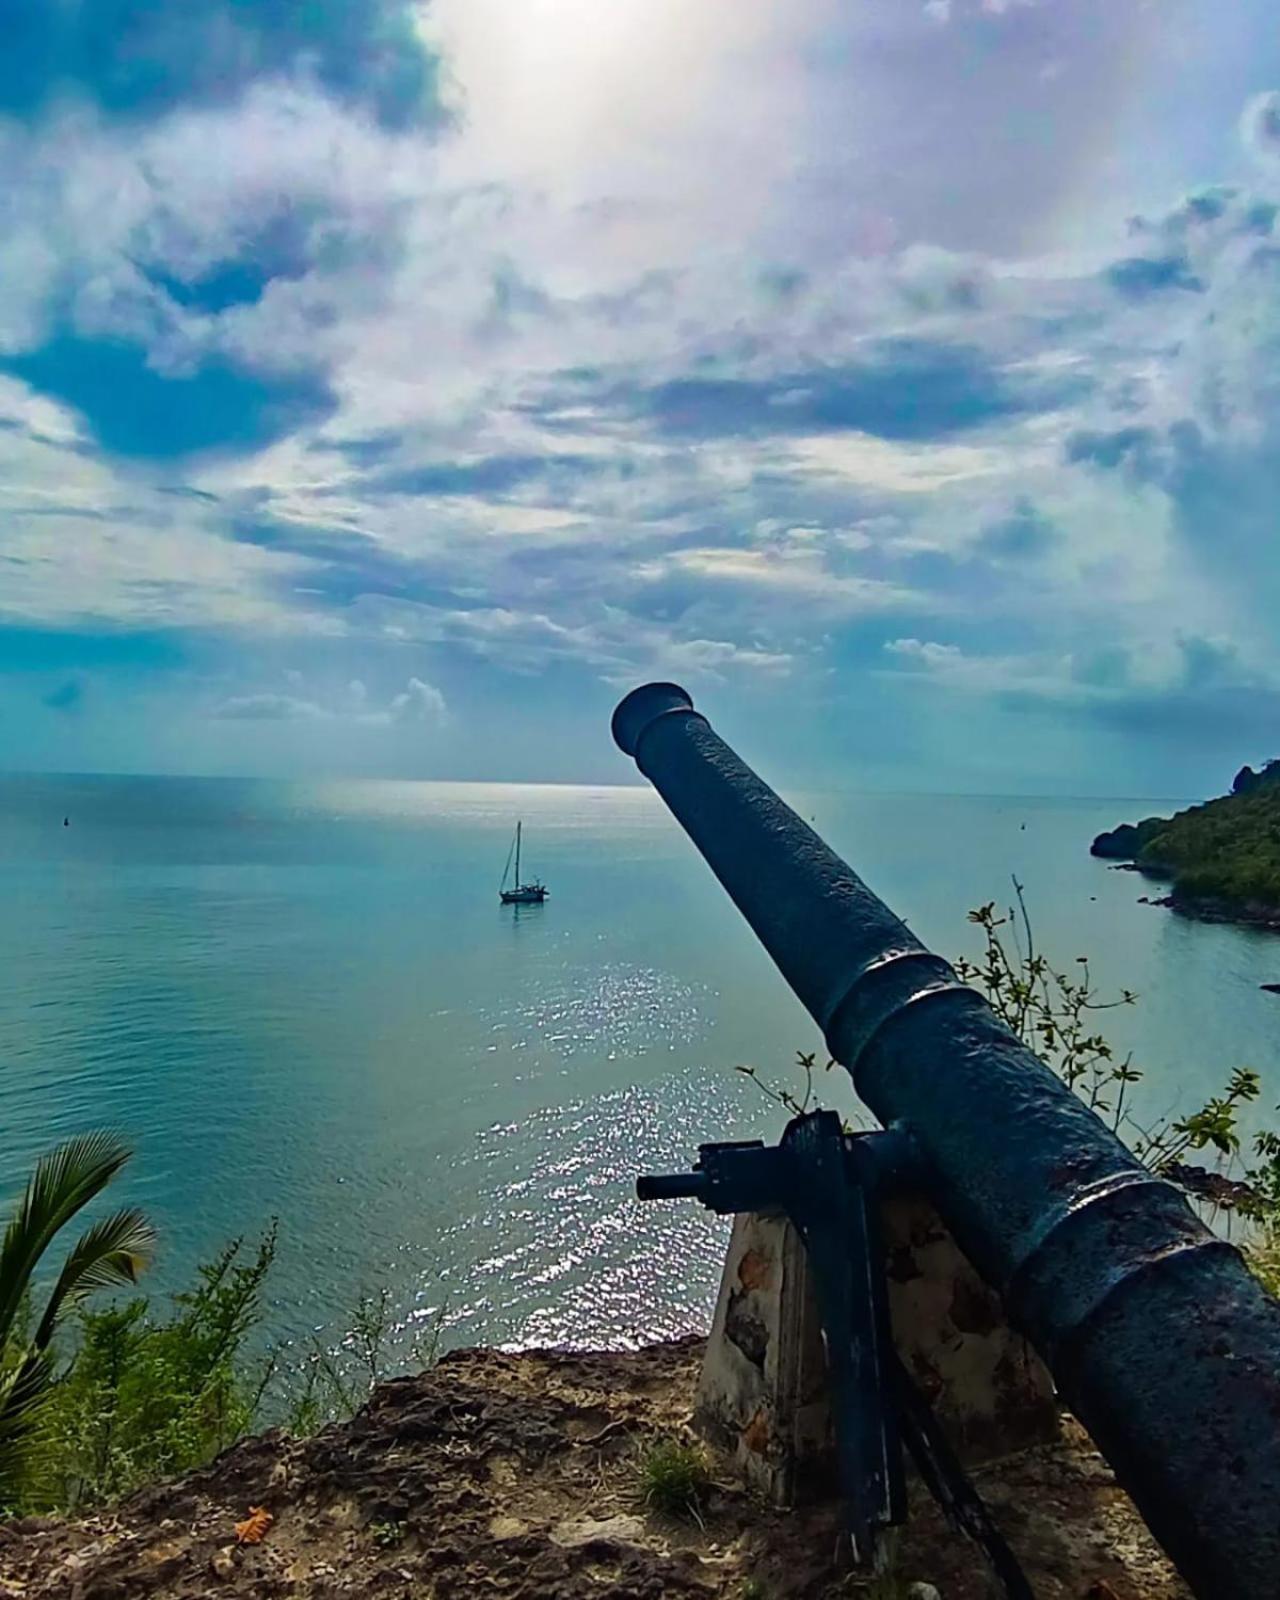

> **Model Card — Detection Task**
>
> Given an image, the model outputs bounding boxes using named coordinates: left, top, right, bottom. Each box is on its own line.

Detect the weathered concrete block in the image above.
left=882, top=1193, right=1058, bottom=1463
left=694, top=1208, right=829, bottom=1505
left=694, top=1186, right=1058, bottom=1507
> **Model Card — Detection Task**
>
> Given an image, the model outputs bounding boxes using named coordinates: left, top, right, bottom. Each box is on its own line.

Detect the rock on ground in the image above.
left=0, top=1338, right=1189, bottom=1599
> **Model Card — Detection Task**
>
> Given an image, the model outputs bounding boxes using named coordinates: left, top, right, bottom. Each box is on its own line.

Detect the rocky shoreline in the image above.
left=1161, top=894, right=1280, bottom=933
left=0, top=1339, right=1187, bottom=1600
left=1118, top=872, right=1280, bottom=933
left=1100, top=852, right=1280, bottom=935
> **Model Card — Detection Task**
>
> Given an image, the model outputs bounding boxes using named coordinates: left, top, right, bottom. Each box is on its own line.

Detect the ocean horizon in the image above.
left=6, top=771, right=1276, bottom=1363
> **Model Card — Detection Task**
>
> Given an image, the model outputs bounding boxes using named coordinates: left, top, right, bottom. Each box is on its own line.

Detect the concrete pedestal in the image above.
left=694, top=1193, right=1058, bottom=1506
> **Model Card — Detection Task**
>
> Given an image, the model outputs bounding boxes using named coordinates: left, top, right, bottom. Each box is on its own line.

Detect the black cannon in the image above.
left=613, top=681, right=1280, bottom=1600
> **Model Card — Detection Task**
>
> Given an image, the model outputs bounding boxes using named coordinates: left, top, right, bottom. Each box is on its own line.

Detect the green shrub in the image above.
left=750, top=886, right=1280, bottom=1290
left=29, top=1229, right=276, bottom=1510
left=282, top=1287, right=447, bottom=1438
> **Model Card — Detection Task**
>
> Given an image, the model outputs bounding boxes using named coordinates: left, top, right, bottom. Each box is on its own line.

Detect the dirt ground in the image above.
left=0, top=1338, right=1189, bottom=1599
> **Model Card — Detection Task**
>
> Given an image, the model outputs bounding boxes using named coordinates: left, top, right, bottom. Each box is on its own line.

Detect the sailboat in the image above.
left=499, top=821, right=548, bottom=905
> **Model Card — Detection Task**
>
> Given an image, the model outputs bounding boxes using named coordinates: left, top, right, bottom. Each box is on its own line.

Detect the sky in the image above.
left=3, top=1, right=1280, bottom=794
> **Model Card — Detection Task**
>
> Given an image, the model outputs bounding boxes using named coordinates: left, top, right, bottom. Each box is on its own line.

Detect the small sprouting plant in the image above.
left=284, top=1290, right=449, bottom=1437
left=735, top=883, right=1280, bottom=1275
left=637, top=1437, right=710, bottom=1520
left=860, top=1530, right=914, bottom=1599
left=740, top=1579, right=769, bottom=1600
left=954, top=883, right=1142, bottom=1131
left=736, top=1050, right=837, bottom=1118
left=369, top=1519, right=405, bottom=1548
left=954, top=883, right=1272, bottom=1193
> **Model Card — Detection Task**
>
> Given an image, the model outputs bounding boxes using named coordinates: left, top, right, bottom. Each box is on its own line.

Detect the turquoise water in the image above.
left=1, top=775, right=1277, bottom=1359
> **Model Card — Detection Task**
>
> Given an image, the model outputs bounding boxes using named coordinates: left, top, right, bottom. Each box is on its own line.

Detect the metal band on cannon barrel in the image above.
left=613, top=680, right=1280, bottom=1600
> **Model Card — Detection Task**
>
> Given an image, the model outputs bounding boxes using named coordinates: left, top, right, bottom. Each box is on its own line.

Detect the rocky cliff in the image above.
left=0, top=1339, right=1188, bottom=1600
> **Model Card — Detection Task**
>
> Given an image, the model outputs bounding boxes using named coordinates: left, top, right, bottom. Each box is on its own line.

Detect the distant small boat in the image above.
left=1262, top=983, right=1280, bottom=995
left=499, top=821, right=547, bottom=906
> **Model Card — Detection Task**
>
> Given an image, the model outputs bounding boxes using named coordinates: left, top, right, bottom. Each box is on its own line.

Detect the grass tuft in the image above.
left=636, top=1437, right=711, bottom=1520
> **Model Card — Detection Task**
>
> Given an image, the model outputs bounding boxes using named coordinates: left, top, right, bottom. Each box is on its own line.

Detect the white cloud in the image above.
left=885, top=638, right=964, bottom=667
left=387, top=676, right=448, bottom=724
left=0, top=377, right=82, bottom=445
left=643, top=546, right=917, bottom=615
left=880, top=629, right=1275, bottom=715
left=3, top=21, right=1280, bottom=784
left=212, top=676, right=448, bottom=726
left=0, top=74, right=1270, bottom=713
left=788, top=432, right=1006, bottom=494
left=0, top=416, right=324, bottom=634
left=213, top=693, right=327, bottom=721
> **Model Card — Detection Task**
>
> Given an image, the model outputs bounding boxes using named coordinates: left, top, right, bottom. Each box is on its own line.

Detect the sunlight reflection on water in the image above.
left=440, top=1073, right=748, bottom=1351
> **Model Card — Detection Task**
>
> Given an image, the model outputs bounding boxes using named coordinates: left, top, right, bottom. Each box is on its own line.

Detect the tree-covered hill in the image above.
left=1092, top=761, right=1280, bottom=920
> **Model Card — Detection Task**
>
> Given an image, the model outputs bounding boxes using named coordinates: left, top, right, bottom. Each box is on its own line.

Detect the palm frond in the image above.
left=0, top=1347, right=55, bottom=1507
left=0, top=1133, right=134, bottom=1349
left=33, top=1208, right=156, bottom=1350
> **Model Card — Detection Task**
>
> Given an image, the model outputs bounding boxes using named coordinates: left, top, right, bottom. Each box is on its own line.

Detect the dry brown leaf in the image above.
left=234, top=1507, right=274, bottom=1545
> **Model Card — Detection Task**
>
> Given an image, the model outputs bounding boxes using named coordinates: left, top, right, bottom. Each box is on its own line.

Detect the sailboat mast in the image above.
left=515, top=820, right=522, bottom=886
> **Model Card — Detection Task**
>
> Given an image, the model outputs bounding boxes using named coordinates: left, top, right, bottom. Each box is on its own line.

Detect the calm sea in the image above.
left=1, top=775, right=1276, bottom=1361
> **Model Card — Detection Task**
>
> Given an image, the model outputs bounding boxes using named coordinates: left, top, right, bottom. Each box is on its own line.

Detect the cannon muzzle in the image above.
left=613, top=680, right=1280, bottom=1600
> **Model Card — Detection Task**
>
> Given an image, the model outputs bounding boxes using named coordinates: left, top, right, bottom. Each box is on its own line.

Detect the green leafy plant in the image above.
left=861, top=1529, right=913, bottom=1599
left=954, top=886, right=1276, bottom=1199
left=0, top=1133, right=155, bottom=1506
left=32, top=1227, right=276, bottom=1509
left=743, top=885, right=1280, bottom=1283
left=954, top=885, right=1140, bottom=1128
left=952, top=885, right=1280, bottom=1301
left=636, top=1437, right=710, bottom=1520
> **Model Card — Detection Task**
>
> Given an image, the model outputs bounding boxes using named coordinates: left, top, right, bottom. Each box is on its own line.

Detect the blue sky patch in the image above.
left=42, top=677, right=86, bottom=712
left=977, top=500, right=1060, bottom=559
left=144, top=261, right=280, bottom=316
left=4, top=337, right=336, bottom=459
left=227, top=514, right=470, bottom=612
left=370, top=453, right=612, bottom=499
left=1105, top=255, right=1204, bottom=298
left=0, top=626, right=185, bottom=674
left=608, top=341, right=1083, bottom=442
left=0, top=0, right=440, bottom=128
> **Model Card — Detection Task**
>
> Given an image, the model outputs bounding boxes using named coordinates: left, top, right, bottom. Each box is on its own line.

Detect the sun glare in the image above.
left=425, top=0, right=777, bottom=178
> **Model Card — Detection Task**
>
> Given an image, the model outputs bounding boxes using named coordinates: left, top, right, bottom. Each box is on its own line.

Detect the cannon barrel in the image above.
left=612, top=681, right=1280, bottom=1600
